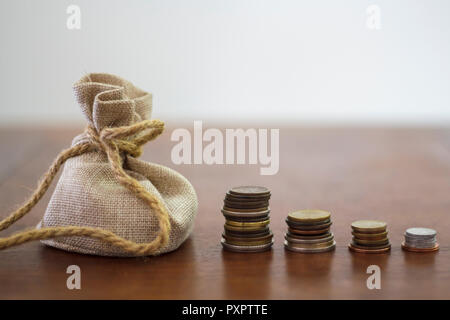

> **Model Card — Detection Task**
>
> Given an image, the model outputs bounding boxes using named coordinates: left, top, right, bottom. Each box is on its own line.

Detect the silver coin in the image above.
left=221, top=238, right=273, bottom=252
left=284, top=233, right=334, bottom=244
left=405, top=242, right=436, bottom=249
left=405, top=236, right=436, bottom=244
left=405, top=228, right=436, bottom=239
left=405, top=238, right=436, bottom=245
left=405, top=234, right=436, bottom=241
left=405, top=238, right=437, bottom=248
left=284, top=240, right=336, bottom=253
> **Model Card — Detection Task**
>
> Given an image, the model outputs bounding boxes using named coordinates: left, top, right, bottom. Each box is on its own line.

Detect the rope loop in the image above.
left=0, top=119, right=171, bottom=256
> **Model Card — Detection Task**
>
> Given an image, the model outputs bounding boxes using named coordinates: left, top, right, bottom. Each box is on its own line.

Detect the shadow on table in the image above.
left=284, top=249, right=334, bottom=299
left=350, top=249, right=391, bottom=276
left=402, top=249, right=437, bottom=267
left=35, top=237, right=200, bottom=299
left=221, top=249, right=273, bottom=299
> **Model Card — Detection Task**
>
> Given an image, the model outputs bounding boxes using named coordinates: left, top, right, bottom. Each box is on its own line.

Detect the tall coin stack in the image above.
left=284, top=210, right=336, bottom=253
left=402, top=227, right=439, bottom=253
left=349, top=220, right=391, bottom=253
left=221, top=186, right=273, bottom=253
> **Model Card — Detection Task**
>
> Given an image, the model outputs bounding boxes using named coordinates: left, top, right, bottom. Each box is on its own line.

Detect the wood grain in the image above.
left=0, top=126, right=449, bottom=299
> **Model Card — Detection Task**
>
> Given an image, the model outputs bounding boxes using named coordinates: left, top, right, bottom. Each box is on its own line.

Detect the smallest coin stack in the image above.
left=349, top=220, right=391, bottom=254
left=284, top=210, right=336, bottom=253
left=402, top=227, right=439, bottom=253
left=221, top=186, right=273, bottom=253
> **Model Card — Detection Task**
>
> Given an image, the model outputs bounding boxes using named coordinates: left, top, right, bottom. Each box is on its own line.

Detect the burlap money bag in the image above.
left=0, top=73, right=198, bottom=257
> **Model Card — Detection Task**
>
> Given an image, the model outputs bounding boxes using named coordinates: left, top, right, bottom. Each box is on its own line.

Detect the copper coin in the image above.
left=226, top=192, right=271, bottom=201
left=285, top=218, right=331, bottom=226
left=288, top=227, right=330, bottom=235
left=222, top=208, right=270, bottom=218
left=229, top=186, right=270, bottom=196
left=225, top=199, right=271, bottom=205
left=223, top=206, right=269, bottom=213
left=350, top=241, right=391, bottom=250
left=352, top=231, right=388, bottom=240
left=286, top=231, right=332, bottom=240
left=224, top=214, right=270, bottom=223
left=224, top=229, right=270, bottom=238
left=286, top=220, right=332, bottom=231
left=348, top=243, right=391, bottom=254
left=352, top=237, right=390, bottom=246
left=401, top=242, right=440, bottom=253
left=285, top=233, right=334, bottom=244
left=351, top=220, right=387, bottom=233
left=224, top=200, right=269, bottom=209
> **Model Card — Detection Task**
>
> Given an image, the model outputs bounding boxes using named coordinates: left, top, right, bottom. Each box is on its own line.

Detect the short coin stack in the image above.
left=349, top=220, right=391, bottom=253
left=402, top=227, right=439, bottom=253
left=221, top=186, right=273, bottom=253
left=284, top=209, right=336, bottom=253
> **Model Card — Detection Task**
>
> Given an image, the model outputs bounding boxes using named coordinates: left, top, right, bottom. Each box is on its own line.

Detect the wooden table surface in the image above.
left=0, top=125, right=449, bottom=299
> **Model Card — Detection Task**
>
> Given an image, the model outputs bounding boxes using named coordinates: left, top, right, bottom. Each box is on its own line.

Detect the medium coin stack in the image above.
left=402, top=227, right=439, bottom=253
left=284, top=210, right=336, bottom=253
left=349, top=220, right=391, bottom=253
left=221, top=186, right=273, bottom=253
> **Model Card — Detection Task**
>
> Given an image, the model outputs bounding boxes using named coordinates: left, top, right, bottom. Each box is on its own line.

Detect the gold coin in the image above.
left=224, top=223, right=269, bottom=232
left=225, top=227, right=270, bottom=237
left=225, top=238, right=273, bottom=246
left=352, top=231, right=388, bottom=240
left=287, top=209, right=331, bottom=223
left=225, top=215, right=270, bottom=223
left=225, top=219, right=270, bottom=227
left=229, top=186, right=270, bottom=196
left=286, top=239, right=335, bottom=249
left=351, top=220, right=387, bottom=233
left=222, top=232, right=273, bottom=242
left=225, top=214, right=270, bottom=223
left=353, top=237, right=389, bottom=246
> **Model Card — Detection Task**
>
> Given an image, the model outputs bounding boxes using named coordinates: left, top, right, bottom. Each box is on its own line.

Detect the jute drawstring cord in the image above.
left=0, top=119, right=171, bottom=256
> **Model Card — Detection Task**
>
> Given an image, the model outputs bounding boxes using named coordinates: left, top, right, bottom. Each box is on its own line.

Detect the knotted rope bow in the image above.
left=0, top=119, right=171, bottom=256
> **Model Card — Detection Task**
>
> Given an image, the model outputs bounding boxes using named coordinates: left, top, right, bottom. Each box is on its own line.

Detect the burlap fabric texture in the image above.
left=0, top=73, right=198, bottom=257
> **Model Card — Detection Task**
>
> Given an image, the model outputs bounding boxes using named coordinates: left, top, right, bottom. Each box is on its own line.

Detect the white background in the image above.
left=0, top=0, right=449, bottom=126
